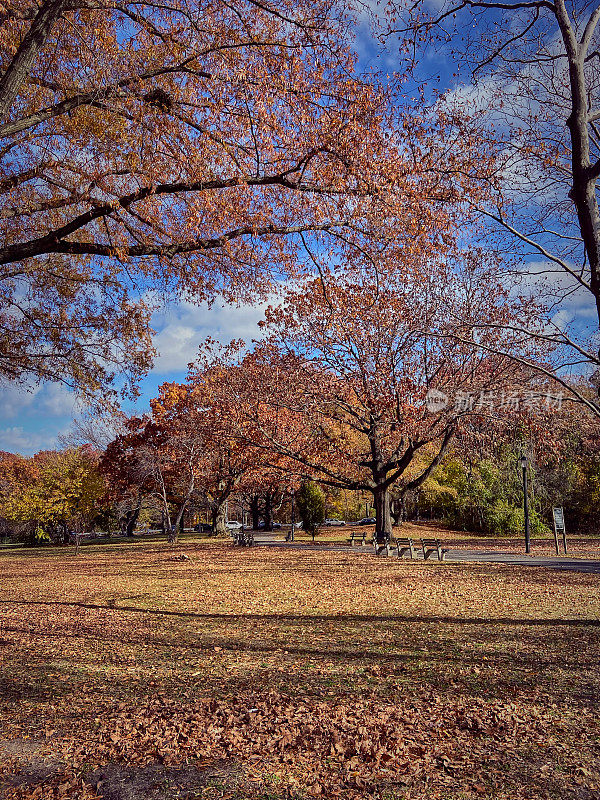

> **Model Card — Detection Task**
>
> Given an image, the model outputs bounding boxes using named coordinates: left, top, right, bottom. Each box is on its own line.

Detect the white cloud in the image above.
left=150, top=298, right=269, bottom=374
left=0, top=383, right=42, bottom=418
left=37, top=383, right=77, bottom=417
left=0, top=381, right=76, bottom=421
left=519, top=259, right=596, bottom=326
left=0, top=425, right=66, bottom=455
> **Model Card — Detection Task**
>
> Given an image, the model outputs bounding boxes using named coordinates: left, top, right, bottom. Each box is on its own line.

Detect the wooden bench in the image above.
left=420, top=538, right=448, bottom=561
left=350, top=530, right=369, bottom=546
left=394, top=537, right=417, bottom=558
left=375, top=535, right=447, bottom=560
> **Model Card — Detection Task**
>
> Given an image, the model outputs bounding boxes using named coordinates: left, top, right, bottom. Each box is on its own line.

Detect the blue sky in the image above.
left=0, top=298, right=271, bottom=454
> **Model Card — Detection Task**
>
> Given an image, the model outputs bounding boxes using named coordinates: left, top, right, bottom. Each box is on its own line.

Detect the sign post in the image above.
left=552, top=507, right=567, bottom=554
left=520, top=455, right=531, bottom=554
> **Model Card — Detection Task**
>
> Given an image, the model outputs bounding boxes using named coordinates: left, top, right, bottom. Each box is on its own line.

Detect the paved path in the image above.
left=250, top=535, right=600, bottom=574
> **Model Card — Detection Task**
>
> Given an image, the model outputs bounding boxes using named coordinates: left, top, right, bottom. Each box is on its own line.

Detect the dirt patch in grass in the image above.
left=85, top=761, right=242, bottom=800
left=0, top=738, right=64, bottom=791
left=1, top=541, right=599, bottom=799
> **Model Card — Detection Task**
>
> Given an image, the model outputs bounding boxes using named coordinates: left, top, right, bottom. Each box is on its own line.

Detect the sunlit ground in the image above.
left=1, top=538, right=599, bottom=799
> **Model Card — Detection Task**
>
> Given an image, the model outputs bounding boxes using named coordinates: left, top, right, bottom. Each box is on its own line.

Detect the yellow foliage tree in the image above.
left=0, top=447, right=105, bottom=544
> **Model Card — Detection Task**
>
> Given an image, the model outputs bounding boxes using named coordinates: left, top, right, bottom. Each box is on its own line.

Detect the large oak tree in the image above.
left=191, top=243, right=538, bottom=544
left=0, top=0, right=411, bottom=396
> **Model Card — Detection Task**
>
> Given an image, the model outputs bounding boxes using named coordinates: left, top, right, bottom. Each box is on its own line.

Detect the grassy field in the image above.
left=1, top=538, right=599, bottom=800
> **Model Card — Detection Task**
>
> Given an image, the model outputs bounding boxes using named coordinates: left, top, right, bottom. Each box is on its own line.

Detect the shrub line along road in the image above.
left=250, top=533, right=600, bottom=574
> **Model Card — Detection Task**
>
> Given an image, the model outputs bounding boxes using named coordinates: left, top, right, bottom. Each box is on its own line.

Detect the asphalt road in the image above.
left=249, top=534, right=600, bottom=574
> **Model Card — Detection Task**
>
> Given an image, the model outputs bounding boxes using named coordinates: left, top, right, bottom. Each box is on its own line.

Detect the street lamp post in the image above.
left=520, top=454, right=530, bottom=554
left=290, top=490, right=295, bottom=542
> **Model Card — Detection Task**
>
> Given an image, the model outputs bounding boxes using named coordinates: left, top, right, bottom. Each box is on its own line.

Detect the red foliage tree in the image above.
left=191, top=249, right=543, bottom=545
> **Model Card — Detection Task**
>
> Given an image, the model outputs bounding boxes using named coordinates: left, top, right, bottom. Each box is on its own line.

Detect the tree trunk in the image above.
left=390, top=496, right=406, bottom=526
left=373, top=487, right=392, bottom=550
left=263, top=492, right=273, bottom=531
left=175, top=499, right=187, bottom=536
left=554, top=1, right=600, bottom=329
left=125, top=501, right=141, bottom=537
left=0, top=0, right=70, bottom=122
left=212, top=500, right=228, bottom=537
left=250, top=495, right=260, bottom=530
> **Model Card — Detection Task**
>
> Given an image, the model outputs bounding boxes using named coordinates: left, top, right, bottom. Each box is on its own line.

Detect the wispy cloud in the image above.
left=0, top=424, right=69, bottom=455
left=0, top=381, right=76, bottom=421
left=150, top=298, right=269, bottom=374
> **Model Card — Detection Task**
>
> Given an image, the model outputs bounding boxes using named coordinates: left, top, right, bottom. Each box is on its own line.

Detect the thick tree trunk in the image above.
left=124, top=501, right=141, bottom=537
left=390, top=497, right=405, bottom=526
left=161, top=512, right=176, bottom=543
left=0, top=0, right=70, bottom=122
left=212, top=500, right=228, bottom=537
left=175, top=500, right=187, bottom=536
left=263, top=492, right=273, bottom=531
left=373, top=487, right=392, bottom=551
left=250, top=495, right=260, bottom=530
left=167, top=519, right=177, bottom=544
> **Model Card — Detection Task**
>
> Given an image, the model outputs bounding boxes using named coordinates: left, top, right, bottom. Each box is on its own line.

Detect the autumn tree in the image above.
left=184, top=359, right=304, bottom=535
left=102, top=402, right=204, bottom=543
left=238, top=466, right=301, bottom=530
left=0, top=0, right=416, bottom=396
left=296, top=481, right=326, bottom=540
left=196, top=246, right=542, bottom=547
left=394, top=0, right=600, bottom=413
left=0, top=446, right=106, bottom=544
left=103, top=376, right=279, bottom=539
left=100, top=415, right=158, bottom=536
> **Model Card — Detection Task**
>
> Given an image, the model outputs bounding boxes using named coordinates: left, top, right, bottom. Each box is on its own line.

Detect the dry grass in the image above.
left=0, top=539, right=599, bottom=800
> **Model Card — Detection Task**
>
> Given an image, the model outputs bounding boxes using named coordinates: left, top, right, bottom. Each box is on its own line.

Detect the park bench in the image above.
left=420, top=538, right=448, bottom=561
left=232, top=529, right=254, bottom=546
left=350, top=530, right=370, bottom=546
left=262, top=529, right=295, bottom=542
left=374, top=535, right=448, bottom=560
left=393, top=537, right=417, bottom=559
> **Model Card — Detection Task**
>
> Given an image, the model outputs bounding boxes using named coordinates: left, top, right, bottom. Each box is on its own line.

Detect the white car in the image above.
left=226, top=520, right=243, bottom=530
left=323, top=518, right=346, bottom=526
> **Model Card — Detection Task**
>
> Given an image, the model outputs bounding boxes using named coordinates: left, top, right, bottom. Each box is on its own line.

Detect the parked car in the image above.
left=256, top=521, right=282, bottom=529
left=226, top=520, right=243, bottom=530
left=323, top=518, right=346, bottom=526
left=357, top=517, right=376, bottom=525
left=195, top=522, right=212, bottom=533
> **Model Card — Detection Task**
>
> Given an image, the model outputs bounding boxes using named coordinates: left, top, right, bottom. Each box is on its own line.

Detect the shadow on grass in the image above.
left=2, top=599, right=600, bottom=627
